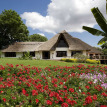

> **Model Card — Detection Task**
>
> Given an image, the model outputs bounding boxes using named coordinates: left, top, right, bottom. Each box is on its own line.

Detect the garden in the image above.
left=0, top=63, right=107, bottom=107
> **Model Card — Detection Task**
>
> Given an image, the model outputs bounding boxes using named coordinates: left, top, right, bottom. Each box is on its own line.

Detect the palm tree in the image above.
left=82, top=7, right=107, bottom=45
left=106, top=0, right=107, bottom=14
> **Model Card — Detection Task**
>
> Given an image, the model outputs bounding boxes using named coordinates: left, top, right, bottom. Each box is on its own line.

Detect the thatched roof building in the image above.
left=1, top=30, right=102, bottom=59
left=38, top=30, right=101, bottom=54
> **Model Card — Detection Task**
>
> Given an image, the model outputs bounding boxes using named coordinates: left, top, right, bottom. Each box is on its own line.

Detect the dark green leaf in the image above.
left=91, top=7, right=107, bottom=33
left=83, top=26, right=105, bottom=36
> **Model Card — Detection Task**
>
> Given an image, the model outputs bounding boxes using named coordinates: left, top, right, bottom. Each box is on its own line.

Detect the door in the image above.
left=42, top=51, right=50, bottom=59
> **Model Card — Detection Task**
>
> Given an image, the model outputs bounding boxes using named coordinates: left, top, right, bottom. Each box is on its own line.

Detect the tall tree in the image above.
left=82, top=7, right=107, bottom=45
left=28, top=34, right=48, bottom=42
left=0, top=9, right=29, bottom=49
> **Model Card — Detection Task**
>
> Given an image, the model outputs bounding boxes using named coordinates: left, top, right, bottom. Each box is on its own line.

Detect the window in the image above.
left=30, top=52, right=35, bottom=57
left=57, top=36, right=68, bottom=47
left=71, top=51, right=82, bottom=56
left=5, top=52, right=16, bottom=57
left=56, top=51, right=67, bottom=57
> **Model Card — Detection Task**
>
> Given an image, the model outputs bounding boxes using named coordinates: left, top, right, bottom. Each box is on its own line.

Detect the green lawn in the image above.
left=0, top=58, right=99, bottom=68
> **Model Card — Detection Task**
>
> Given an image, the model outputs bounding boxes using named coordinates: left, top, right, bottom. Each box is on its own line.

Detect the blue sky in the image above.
left=0, top=0, right=106, bottom=47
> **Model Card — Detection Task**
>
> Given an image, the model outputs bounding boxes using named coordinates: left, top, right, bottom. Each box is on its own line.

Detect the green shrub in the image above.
left=61, top=57, right=100, bottom=64
left=73, top=53, right=89, bottom=63
left=19, top=51, right=32, bottom=60
left=86, top=59, right=100, bottom=64
left=61, top=58, right=77, bottom=62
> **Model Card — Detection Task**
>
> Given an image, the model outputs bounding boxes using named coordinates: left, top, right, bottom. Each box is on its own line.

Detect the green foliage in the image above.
left=102, top=49, right=107, bottom=55
left=0, top=9, right=29, bottom=49
left=28, top=34, right=48, bottom=42
left=19, top=52, right=32, bottom=60
left=61, top=57, right=100, bottom=64
left=82, top=7, right=107, bottom=45
left=101, top=42, right=107, bottom=49
left=101, top=42, right=107, bottom=55
left=73, top=53, right=89, bottom=63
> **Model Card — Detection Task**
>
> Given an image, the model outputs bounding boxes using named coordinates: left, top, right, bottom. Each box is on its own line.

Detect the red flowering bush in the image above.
left=0, top=64, right=106, bottom=106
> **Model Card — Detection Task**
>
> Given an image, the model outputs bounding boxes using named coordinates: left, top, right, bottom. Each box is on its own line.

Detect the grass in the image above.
left=0, top=58, right=100, bottom=68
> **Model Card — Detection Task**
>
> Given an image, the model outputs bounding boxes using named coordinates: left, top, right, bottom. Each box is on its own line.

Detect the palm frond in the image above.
left=98, top=37, right=107, bottom=45
left=91, top=7, right=107, bottom=33
left=106, top=0, right=107, bottom=14
left=82, top=26, right=105, bottom=36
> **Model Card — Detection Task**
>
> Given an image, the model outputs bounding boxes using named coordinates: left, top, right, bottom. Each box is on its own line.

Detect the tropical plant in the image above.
left=82, top=7, right=107, bottom=45
left=101, top=42, right=107, bottom=55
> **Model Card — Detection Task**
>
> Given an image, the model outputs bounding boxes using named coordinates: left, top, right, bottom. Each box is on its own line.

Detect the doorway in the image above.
left=42, top=51, right=50, bottom=59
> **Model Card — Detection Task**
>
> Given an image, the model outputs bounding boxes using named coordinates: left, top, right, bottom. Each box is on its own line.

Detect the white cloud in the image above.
left=21, top=0, right=106, bottom=33
left=38, top=33, right=45, bottom=37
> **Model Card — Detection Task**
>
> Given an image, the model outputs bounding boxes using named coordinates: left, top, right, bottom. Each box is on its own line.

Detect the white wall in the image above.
left=16, top=52, right=23, bottom=58
left=35, top=51, right=42, bottom=59
left=1, top=52, right=4, bottom=57
left=50, top=48, right=71, bottom=59
left=83, top=50, right=87, bottom=56
left=50, top=49, right=87, bottom=60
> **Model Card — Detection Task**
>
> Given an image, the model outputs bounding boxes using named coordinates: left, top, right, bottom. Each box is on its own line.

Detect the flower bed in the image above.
left=61, top=58, right=100, bottom=64
left=0, top=64, right=107, bottom=107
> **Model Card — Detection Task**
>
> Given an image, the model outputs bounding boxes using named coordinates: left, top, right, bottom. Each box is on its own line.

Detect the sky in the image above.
left=0, top=0, right=106, bottom=47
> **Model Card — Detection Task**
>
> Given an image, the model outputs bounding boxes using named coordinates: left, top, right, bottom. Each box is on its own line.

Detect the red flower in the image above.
left=88, top=81, right=93, bottom=84
left=54, top=84, right=57, bottom=87
left=71, top=100, right=77, bottom=106
left=101, top=92, right=107, bottom=97
left=64, top=86, right=67, bottom=89
left=49, top=91, right=55, bottom=97
left=44, top=85, right=48, bottom=90
left=87, top=92, right=91, bottom=95
left=0, top=91, right=3, bottom=93
left=59, top=82, right=63, bottom=85
left=93, top=94, right=97, bottom=100
left=3, top=98, right=6, bottom=102
left=22, top=88, right=26, bottom=95
left=85, top=96, right=93, bottom=104
left=35, top=99, right=39, bottom=104
left=32, top=90, right=38, bottom=96
left=100, top=105, right=107, bottom=107
left=69, top=88, right=74, bottom=93
left=58, top=96, right=64, bottom=102
left=81, top=92, right=86, bottom=95
left=85, top=85, right=90, bottom=89
left=46, top=100, right=52, bottom=105
left=66, top=99, right=71, bottom=104
left=61, top=103, right=68, bottom=107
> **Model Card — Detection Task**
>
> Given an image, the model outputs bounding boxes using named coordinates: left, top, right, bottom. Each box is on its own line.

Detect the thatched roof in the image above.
left=1, top=30, right=102, bottom=54
left=38, top=30, right=92, bottom=51
left=88, top=47, right=102, bottom=54
left=1, top=42, right=44, bottom=52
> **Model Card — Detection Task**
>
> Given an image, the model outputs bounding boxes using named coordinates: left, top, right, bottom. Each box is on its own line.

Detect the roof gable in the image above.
left=39, top=30, right=91, bottom=51
left=56, top=34, right=69, bottom=47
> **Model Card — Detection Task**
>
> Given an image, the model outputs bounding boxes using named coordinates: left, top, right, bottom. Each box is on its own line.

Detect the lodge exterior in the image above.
left=1, top=30, right=102, bottom=59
